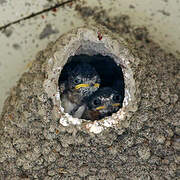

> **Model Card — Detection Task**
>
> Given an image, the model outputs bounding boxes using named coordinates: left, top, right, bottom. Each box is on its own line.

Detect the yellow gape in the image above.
left=75, top=83, right=100, bottom=90
left=112, top=103, right=120, bottom=107
left=96, top=103, right=120, bottom=111
left=75, top=84, right=89, bottom=89
left=96, top=106, right=105, bottom=110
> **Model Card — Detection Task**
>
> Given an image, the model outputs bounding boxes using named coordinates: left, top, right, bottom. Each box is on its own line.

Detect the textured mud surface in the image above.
left=0, top=8, right=180, bottom=180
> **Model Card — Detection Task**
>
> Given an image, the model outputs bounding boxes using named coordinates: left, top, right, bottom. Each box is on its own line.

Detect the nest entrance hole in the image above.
left=58, top=54, right=125, bottom=120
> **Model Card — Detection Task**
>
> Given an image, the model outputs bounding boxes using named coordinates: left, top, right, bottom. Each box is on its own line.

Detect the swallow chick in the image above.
left=60, top=63, right=101, bottom=117
left=81, top=87, right=123, bottom=121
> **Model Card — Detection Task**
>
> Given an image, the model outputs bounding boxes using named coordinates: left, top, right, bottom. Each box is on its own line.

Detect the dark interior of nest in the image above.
left=58, top=54, right=125, bottom=121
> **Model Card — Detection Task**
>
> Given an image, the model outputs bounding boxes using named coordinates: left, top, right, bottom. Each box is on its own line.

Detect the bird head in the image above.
left=87, top=87, right=123, bottom=120
left=68, top=63, right=101, bottom=99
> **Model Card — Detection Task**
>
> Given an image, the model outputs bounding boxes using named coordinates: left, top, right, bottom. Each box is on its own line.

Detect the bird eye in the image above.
left=92, top=98, right=101, bottom=106
left=113, top=94, right=121, bottom=102
left=74, top=78, right=81, bottom=84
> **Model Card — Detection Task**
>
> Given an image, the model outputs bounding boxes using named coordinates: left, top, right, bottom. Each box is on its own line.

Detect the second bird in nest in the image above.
left=81, top=87, right=123, bottom=120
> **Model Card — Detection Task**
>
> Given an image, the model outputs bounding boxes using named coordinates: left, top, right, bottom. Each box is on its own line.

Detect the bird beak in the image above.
left=75, top=83, right=100, bottom=90
left=95, top=106, right=106, bottom=110
left=96, top=103, right=121, bottom=111
left=75, top=84, right=89, bottom=89
left=112, top=103, right=121, bottom=107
